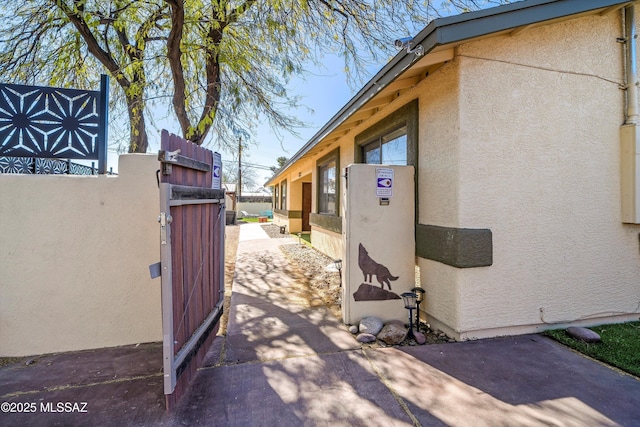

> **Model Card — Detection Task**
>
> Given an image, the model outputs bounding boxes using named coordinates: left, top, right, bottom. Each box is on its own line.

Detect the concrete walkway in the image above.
left=1, top=222, right=639, bottom=426
left=169, top=223, right=640, bottom=426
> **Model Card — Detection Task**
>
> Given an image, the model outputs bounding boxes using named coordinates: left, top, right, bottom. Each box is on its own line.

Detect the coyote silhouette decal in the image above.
left=358, top=243, right=399, bottom=290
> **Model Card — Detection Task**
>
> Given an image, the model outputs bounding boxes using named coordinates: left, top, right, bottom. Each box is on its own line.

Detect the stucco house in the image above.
left=265, top=0, right=640, bottom=340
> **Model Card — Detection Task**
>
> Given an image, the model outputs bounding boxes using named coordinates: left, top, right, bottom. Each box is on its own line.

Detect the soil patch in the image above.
left=218, top=224, right=240, bottom=336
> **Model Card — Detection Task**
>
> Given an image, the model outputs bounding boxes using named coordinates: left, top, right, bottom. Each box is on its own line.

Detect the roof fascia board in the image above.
left=429, top=0, right=632, bottom=46
left=267, top=0, right=630, bottom=185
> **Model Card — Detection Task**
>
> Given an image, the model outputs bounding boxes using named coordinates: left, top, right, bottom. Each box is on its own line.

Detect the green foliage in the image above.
left=545, top=322, right=640, bottom=377
left=0, top=0, right=508, bottom=153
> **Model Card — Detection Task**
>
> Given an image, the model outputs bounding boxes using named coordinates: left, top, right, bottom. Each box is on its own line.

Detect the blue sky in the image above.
left=242, top=53, right=375, bottom=189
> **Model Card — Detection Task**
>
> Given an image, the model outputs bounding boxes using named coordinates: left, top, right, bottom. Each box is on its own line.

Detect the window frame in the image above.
left=354, top=99, right=419, bottom=224
left=354, top=100, right=417, bottom=167
left=280, top=180, right=287, bottom=210
left=273, top=185, right=279, bottom=210
left=361, top=125, right=408, bottom=165
left=316, top=148, right=340, bottom=216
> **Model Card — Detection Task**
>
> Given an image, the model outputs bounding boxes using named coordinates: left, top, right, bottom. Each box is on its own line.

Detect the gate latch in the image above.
left=158, top=212, right=173, bottom=245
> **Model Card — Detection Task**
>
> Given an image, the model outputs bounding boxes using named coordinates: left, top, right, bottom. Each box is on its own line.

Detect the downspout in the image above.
left=624, top=4, right=638, bottom=124
left=620, top=4, right=640, bottom=224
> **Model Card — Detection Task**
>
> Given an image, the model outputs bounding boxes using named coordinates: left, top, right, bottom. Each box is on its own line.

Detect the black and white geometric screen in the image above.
left=0, top=83, right=102, bottom=159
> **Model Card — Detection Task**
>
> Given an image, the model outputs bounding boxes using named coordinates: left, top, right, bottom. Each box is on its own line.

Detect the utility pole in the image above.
left=238, top=137, right=242, bottom=198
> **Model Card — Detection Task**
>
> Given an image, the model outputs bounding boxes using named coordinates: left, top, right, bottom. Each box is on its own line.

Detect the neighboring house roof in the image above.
left=266, top=0, right=631, bottom=186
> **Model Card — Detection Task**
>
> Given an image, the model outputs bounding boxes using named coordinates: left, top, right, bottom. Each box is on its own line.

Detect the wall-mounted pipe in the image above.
left=620, top=4, right=640, bottom=224
left=624, top=4, right=638, bottom=124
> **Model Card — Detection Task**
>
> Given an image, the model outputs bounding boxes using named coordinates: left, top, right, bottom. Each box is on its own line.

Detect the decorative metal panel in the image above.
left=68, top=162, right=96, bottom=175
left=0, top=156, right=34, bottom=174
left=35, top=158, right=69, bottom=174
left=0, top=156, right=100, bottom=175
left=0, top=83, right=102, bottom=159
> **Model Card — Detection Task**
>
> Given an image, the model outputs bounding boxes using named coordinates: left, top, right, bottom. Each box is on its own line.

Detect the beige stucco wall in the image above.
left=448, top=11, right=640, bottom=338
left=0, top=154, right=162, bottom=356
left=267, top=8, right=640, bottom=340
left=310, top=227, right=342, bottom=260
left=414, top=57, right=464, bottom=334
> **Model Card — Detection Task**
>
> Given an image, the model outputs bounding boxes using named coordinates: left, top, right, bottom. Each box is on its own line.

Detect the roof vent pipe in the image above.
left=624, top=4, right=638, bottom=125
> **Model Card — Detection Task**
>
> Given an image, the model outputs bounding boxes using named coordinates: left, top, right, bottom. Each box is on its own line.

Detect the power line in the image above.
left=222, top=159, right=274, bottom=171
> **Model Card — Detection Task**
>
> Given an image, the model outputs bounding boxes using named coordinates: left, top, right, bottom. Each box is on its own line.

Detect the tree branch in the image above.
left=166, top=0, right=190, bottom=137
left=53, top=0, right=130, bottom=88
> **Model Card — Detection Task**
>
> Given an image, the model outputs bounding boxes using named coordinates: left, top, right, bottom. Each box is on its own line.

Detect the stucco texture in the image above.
left=414, top=58, right=464, bottom=332
left=452, top=11, right=640, bottom=337
left=264, top=8, right=640, bottom=340
left=0, top=155, right=162, bottom=356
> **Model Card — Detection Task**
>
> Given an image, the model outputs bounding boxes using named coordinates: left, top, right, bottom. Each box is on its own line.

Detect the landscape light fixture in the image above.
left=411, top=287, right=425, bottom=332
left=334, top=259, right=342, bottom=286
left=401, top=292, right=417, bottom=339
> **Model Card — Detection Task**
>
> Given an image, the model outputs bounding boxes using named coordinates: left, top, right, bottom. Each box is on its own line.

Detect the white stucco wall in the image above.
left=0, top=154, right=162, bottom=356
left=451, top=11, right=640, bottom=338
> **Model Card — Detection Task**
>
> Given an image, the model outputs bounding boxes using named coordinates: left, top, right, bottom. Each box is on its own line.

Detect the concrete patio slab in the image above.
left=365, top=336, right=640, bottom=427
left=168, top=351, right=414, bottom=427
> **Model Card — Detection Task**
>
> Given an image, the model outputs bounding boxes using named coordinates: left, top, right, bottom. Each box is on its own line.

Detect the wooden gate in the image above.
left=158, top=130, right=225, bottom=410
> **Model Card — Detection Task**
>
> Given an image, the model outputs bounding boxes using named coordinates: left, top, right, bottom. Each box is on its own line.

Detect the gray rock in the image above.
left=348, top=325, right=359, bottom=334
left=359, top=316, right=384, bottom=336
left=413, top=331, right=426, bottom=345
left=567, top=327, right=601, bottom=343
left=356, top=333, right=377, bottom=343
left=377, top=323, right=407, bottom=345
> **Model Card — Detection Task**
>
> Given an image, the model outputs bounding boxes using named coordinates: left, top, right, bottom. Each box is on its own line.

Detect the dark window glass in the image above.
left=281, top=181, right=287, bottom=210
left=318, top=160, right=336, bottom=214
left=362, top=126, right=407, bottom=165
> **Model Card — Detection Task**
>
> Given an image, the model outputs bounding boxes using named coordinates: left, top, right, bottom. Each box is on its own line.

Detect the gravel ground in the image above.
left=261, top=224, right=342, bottom=319
left=260, top=224, right=452, bottom=346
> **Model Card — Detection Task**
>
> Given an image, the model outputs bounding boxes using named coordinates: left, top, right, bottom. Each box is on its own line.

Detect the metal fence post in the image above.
left=98, top=75, right=109, bottom=175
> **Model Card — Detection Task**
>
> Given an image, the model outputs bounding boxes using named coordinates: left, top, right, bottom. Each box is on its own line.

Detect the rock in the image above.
left=413, top=331, right=426, bottom=345
left=356, top=333, right=377, bottom=343
left=359, top=316, right=384, bottom=335
left=348, top=325, right=359, bottom=334
left=386, top=319, right=405, bottom=328
left=377, top=323, right=407, bottom=345
left=567, top=327, right=601, bottom=343
left=353, top=284, right=401, bottom=301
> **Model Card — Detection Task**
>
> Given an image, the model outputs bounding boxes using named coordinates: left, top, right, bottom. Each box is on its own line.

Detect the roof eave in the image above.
left=266, top=0, right=631, bottom=186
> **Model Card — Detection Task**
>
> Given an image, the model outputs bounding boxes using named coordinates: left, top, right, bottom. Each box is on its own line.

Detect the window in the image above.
left=280, top=180, right=287, bottom=210
left=274, top=185, right=279, bottom=209
left=318, top=159, right=337, bottom=215
left=362, top=126, right=407, bottom=165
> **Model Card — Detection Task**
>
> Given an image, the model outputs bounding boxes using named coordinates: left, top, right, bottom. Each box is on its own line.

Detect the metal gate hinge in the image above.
left=159, top=212, right=173, bottom=245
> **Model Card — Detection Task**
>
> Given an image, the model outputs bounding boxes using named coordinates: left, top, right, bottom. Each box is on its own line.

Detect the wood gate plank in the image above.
left=159, top=130, right=224, bottom=410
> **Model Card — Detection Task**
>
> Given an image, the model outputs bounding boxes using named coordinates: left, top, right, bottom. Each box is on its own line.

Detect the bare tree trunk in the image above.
left=166, top=0, right=190, bottom=139
left=126, top=94, right=149, bottom=153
